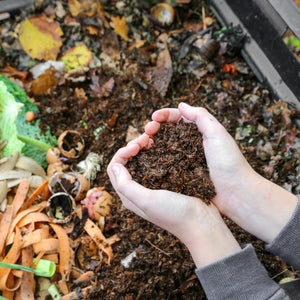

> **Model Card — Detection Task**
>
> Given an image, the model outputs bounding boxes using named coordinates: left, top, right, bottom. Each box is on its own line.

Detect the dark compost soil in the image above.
left=127, top=120, right=216, bottom=204
left=34, top=71, right=298, bottom=300
left=0, top=0, right=299, bottom=299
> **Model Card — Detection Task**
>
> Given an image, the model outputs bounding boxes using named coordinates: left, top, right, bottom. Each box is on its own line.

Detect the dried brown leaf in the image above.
left=126, top=125, right=141, bottom=143
left=90, top=76, right=115, bottom=99
left=110, top=16, right=132, bottom=41
left=31, top=68, right=59, bottom=96
left=147, top=33, right=173, bottom=97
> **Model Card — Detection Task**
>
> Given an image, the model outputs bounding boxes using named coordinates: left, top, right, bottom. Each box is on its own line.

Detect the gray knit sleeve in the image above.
left=266, top=197, right=300, bottom=270
left=195, top=244, right=289, bottom=300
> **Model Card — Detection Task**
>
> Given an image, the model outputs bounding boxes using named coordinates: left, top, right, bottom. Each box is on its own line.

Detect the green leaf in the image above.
left=0, top=75, right=57, bottom=167
left=0, top=80, right=24, bottom=156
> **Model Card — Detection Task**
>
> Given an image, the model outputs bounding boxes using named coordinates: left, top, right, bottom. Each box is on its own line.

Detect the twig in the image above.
left=204, top=103, right=217, bottom=115
left=271, top=268, right=288, bottom=279
left=202, top=6, right=206, bottom=30
left=145, top=238, right=171, bottom=256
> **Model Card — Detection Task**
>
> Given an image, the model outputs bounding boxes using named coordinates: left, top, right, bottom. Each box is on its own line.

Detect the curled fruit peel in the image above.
left=81, top=187, right=104, bottom=218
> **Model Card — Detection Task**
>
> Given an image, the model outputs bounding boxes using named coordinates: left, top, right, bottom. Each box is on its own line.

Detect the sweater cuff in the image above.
left=266, top=196, right=300, bottom=270
left=195, top=244, right=282, bottom=300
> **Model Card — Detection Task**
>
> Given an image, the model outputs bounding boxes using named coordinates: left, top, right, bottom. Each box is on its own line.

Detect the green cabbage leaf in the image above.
left=0, top=75, right=57, bottom=167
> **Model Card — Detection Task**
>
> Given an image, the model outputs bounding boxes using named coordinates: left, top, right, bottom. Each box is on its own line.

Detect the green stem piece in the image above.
left=0, top=259, right=56, bottom=277
left=17, top=135, right=52, bottom=151
left=0, top=261, right=41, bottom=275
left=48, top=284, right=62, bottom=300
left=33, top=258, right=56, bottom=277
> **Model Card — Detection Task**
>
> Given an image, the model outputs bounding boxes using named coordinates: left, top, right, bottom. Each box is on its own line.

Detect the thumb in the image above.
left=111, top=163, right=151, bottom=207
left=178, top=102, right=225, bottom=138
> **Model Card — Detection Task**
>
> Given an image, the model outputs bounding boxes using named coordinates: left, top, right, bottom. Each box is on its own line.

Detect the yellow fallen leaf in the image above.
left=68, top=0, right=82, bottom=17
left=69, top=0, right=102, bottom=18
left=19, top=14, right=63, bottom=61
left=110, top=16, right=132, bottom=41
left=61, top=44, right=93, bottom=72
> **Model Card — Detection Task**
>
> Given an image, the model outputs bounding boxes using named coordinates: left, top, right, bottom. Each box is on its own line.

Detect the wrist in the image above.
left=251, top=173, right=298, bottom=243
left=226, top=171, right=298, bottom=243
left=182, top=212, right=242, bottom=268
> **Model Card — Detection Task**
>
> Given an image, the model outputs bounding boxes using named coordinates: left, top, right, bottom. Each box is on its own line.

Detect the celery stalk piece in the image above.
left=0, top=259, right=56, bottom=277
left=33, top=258, right=56, bottom=277
left=48, top=284, right=62, bottom=300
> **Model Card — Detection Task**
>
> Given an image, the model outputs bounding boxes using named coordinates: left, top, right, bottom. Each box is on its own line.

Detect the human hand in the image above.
left=145, top=103, right=298, bottom=243
left=107, top=134, right=241, bottom=268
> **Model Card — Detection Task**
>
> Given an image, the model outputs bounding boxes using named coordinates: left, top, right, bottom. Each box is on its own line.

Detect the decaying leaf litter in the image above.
left=0, top=0, right=299, bottom=299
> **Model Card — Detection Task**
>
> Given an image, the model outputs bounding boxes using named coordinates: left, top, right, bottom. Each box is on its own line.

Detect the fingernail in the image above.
left=112, top=165, right=121, bottom=177
left=180, top=102, right=190, bottom=109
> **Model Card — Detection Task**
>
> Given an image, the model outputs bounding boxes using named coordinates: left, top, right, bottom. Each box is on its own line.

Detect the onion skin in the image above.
left=151, top=3, right=175, bottom=26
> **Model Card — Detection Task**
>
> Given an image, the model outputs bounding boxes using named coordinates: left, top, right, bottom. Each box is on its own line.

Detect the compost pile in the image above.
left=127, top=120, right=216, bottom=204
left=0, top=0, right=299, bottom=299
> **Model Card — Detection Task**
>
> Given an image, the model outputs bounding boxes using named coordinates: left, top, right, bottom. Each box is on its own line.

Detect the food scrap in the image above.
left=0, top=139, right=118, bottom=299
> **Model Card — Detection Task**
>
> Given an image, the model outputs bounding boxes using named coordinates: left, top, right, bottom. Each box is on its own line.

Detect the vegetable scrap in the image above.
left=81, top=187, right=112, bottom=230
left=25, top=111, right=36, bottom=122
left=0, top=152, right=45, bottom=212
left=84, top=218, right=117, bottom=265
left=0, top=76, right=57, bottom=168
left=0, top=173, right=118, bottom=298
left=0, top=258, right=56, bottom=277
left=150, top=3, right=175, bottom=26
left=77, top=153, right=103, bottom=182
left=222, top=64, right=238, bottom=76
left=0, top=141, right=118, bottom=298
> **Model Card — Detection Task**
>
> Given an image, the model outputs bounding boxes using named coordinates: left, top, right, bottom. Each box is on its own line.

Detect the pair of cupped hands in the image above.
left=107, top=103, right=298, bottom=268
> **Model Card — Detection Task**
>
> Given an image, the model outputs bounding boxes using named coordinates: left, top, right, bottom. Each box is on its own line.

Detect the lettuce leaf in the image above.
left=0, top=80, right=24, bottom=155
left=0, top=75, right=57, bottom=167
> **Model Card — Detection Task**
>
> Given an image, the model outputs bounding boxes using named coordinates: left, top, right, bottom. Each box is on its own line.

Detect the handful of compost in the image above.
left=127, top=120, right=215, bottom=204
